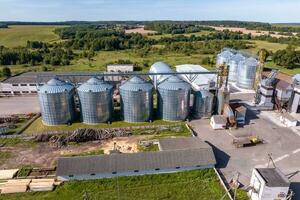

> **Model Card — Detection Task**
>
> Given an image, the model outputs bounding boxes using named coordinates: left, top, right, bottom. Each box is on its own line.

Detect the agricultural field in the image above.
left=0, top=25, right=64, bottom=48
left=0, top=169, right=240, bottom=200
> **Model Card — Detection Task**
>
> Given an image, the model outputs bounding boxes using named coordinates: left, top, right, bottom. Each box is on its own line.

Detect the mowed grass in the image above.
left=0, top=25, right=64, bottom=48
left=0, top=169, right=232, bottom=200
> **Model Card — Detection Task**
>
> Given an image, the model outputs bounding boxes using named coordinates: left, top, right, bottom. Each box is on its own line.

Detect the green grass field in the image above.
left=0, top=169, right=237, bottom=200
left=0, top=25, right=64, bottom=48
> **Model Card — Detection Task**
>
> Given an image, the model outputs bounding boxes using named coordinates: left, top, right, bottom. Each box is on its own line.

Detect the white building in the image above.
left=175, top=64, right=217, bottom=91
left=248, top=168, right=290, bottom=200
left=105, top=64, right=134, bottom=81
left=210, top=115, right=227, bottom=130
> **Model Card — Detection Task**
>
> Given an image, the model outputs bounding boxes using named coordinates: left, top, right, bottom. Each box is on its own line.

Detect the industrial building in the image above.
left=56, top=137, right=216, bottom=181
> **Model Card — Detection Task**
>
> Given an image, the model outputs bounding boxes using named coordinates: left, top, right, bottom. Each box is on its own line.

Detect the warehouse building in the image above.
left=57, top=137, right=216, bottom=181
left=0, top=72, right=117, bottom=96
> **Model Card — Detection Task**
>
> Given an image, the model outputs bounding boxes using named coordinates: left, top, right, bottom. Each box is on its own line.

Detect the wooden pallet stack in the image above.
left=0, top=179, right=31, bottom=194
left=0, top=169, right=19, bottom=180
left=29, top=179, right=55, bottom=192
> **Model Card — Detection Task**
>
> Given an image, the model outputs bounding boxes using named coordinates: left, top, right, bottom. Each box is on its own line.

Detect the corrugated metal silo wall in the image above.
left=158, top=88, right=190, bottom=121
left=228, top=60, right=239, bottom=82
left=237, top=62, right=256, bottom=89
left=120, top=90, right=153, bottom=122
left=38, top=89, right=76, bottom=125
left=192, top=90, right=213, bottom=119
left=78, top=90, right=113, bottom=124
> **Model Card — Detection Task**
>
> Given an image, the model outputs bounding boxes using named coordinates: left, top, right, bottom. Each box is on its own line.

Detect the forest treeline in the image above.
left=0, top=23, right=300, bottom=69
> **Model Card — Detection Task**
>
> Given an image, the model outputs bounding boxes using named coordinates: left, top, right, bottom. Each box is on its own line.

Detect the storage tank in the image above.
left=149, top=61, right=173, bottom=88
left=77, top=77, right=113, bottom=124
left=217, top=50, right=234, bottom=66
left=157, top=76, right=191, bottom=121
left=237, top=57, right=258, bottom=89
left=228, top=54, right=245, bottom=82
left=38, top=78, right=75, bottom=125
left=192, top=90, right=214, bottom=118
left=120, top=76, right=153, bottom=122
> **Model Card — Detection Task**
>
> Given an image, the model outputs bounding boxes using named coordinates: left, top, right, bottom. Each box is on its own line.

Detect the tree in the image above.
left=2, top=67, right=11, bottom=77
left=258, top=49, right=269, bottom=63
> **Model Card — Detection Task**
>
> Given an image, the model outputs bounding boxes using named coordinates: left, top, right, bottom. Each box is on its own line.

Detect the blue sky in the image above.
left=0, top=0, right=299, bottom=23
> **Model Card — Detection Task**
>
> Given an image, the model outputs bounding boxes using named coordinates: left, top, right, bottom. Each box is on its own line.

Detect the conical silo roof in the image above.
left=38, top=78, right=74, bottom=94
left=158, top=76, right=191, bottom=91
left=77, top=77, right=113, bottom=93
left=120, top=76, right=153, bottom=91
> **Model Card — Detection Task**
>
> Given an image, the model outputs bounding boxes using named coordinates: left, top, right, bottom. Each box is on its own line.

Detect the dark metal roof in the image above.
left=256, top=168, right=290, bottom=187
left=159, top=137, right=212, bottom=151
left=2, top=72, right=96, bottom=84
left=57, top=149, right=216, bottom=176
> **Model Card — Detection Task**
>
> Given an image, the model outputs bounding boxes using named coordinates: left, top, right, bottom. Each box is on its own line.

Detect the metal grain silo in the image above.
left=157, top=76, right=191, bottom=121
left=120, top=76, right=153, bottom=123
left=217, top=50, right=234, bottom=66
left=149, top=61, right=173, bottom=88
left=237, top=57, right=258, bottom=89
left=77, top=77, right=113, bottom=124
left=38, top=78, right=75, bottom=125
left=228, top=54, right=245, bottom=82
left=192, top=90, right=213, bottom=119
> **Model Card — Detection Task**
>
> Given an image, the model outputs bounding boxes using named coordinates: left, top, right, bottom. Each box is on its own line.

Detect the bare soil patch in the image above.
left=125, top=26, right=156, bottom=34
left=211, top=26, right=296, bottom=38
left=0, top=135, right=150, bottom=169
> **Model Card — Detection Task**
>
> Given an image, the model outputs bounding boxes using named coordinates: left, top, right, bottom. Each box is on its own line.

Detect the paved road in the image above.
left=190, top=107, right=300, bottom=199
left=0, top=96, right=40, bottom=115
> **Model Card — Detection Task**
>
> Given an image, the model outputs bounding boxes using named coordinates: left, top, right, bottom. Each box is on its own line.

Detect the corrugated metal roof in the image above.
left=77, top=77, right=113, bottom=93
left=230, top=53, right=245, bottom=63
left=243, top=57, right=258, bottom=66
left=57, top=148, right=216, bottom=176
left=158, top=76, right=191, bottom=91
left=256, top=168, right=290, bottom=187
left=176, top=64, right=217, bottom=90
left=120, top=76, right=153, bottom=91
left=159, top=137, right=211, bottom=151
left=38, top=78, right=74, bottom=94
left=149, top=61, right=173, bottom=85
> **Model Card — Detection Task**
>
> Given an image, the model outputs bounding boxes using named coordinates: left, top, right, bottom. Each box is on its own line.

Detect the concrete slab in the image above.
left=189, top=106, right=300, bottom=199
left=0, top=96, right=40, bottom=115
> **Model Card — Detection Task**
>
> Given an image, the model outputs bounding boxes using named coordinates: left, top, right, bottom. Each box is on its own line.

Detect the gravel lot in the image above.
left=0, top=96, right=40, bottom=115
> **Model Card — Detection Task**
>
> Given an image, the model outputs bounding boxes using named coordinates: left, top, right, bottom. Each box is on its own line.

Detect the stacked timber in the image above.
left=0, top=169, right=19, bottom=180
left=29, top=179, right=55, bottom=192
left=0, top=179, right=31, bottom=194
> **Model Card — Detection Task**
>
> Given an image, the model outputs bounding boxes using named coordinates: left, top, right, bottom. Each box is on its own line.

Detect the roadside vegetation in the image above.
left=0, top=169, right=234, bottom=200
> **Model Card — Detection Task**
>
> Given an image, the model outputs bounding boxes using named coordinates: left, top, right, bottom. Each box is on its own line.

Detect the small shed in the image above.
left=280, top=113, right=298, bottom=127
left=210, top=115, right=227, bottom=130
left=248, top=168, right=290, bottom=200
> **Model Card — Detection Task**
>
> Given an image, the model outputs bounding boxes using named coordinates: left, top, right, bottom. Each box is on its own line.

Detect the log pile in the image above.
left=35, top=128, right=132, bottom=147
